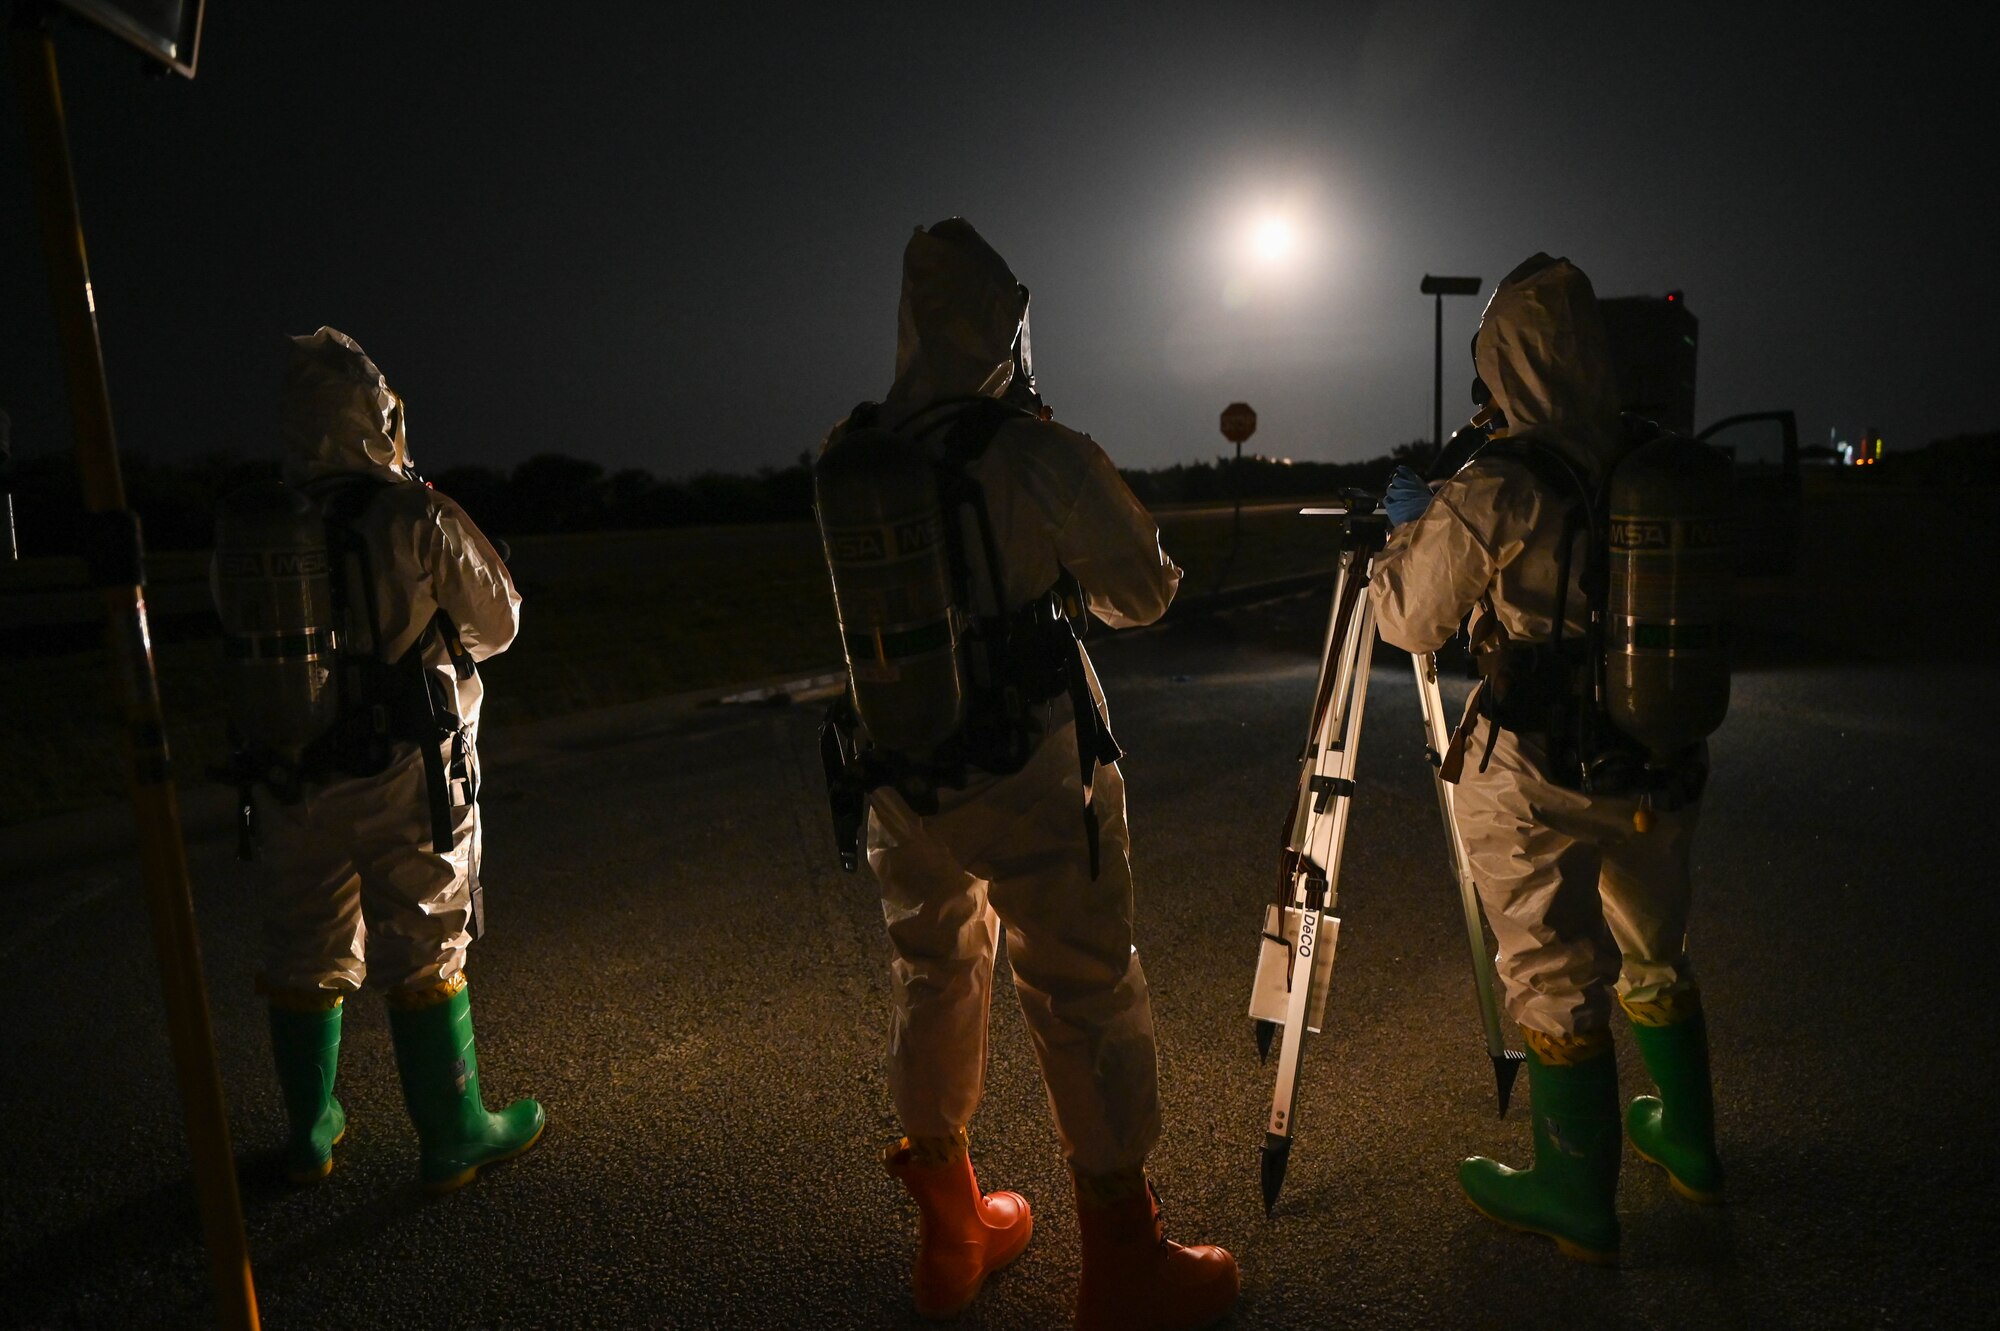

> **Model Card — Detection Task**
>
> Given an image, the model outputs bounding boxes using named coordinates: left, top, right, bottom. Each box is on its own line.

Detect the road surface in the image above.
left=0, top=586, right=1991, bottom=1329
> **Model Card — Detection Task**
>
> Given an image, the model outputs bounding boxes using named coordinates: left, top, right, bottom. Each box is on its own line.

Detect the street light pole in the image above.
left=1419, top=275, right=1483, bottom=457
left=1433, top=292, right=1443, bottom=454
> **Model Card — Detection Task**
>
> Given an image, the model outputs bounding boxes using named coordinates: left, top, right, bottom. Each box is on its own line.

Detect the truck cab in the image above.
left=1600, top=293, right=1800, bottom=575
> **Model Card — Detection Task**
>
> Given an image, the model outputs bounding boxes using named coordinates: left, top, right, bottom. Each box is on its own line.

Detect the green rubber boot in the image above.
left=387, top=976, right=546, bottom=1193
left=1623, top=990, right=1725, bottom=1204
left=268, top=995, right=348, bottom=1184
left=1459, top=1033, right=1622, bottom=1265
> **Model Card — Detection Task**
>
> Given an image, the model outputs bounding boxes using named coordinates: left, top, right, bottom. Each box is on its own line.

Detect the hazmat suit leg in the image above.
left=1452, top=725, right=1622, bottom=1038
left=874, top=834, right=1001, bottom=1143
left=258, top=743, right=476, bottom=992
left=985, top=752, right=1161, bottom=1177
left=257, top=790, right=369, bottom=996
left=869, top=784, right=1029, bottom=1319
left=1456, top=724, right=1707, bottom=1031
left=350, top=745, right=479, bottom=993
left=1598, top=795, right=1721, bottom=1201
left=867, top=721, right=1161, bottom=1176
left=1598, top=801, right=1700, bottom=1006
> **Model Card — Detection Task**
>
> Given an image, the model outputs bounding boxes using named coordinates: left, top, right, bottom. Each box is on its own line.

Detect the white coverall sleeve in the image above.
left=428, top=493, right=521, bottom=662
left=1368, top=483, right=1499, bottom=654
left=1057, top=445, right=1182, bottom=630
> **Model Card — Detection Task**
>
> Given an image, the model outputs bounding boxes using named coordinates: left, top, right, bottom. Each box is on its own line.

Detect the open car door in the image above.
left=1698, top=410, right=1800, bottom=575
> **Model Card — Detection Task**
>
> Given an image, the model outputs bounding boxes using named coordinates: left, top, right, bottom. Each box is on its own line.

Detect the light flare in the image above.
left=1251, top=214, right=1296, bottom=265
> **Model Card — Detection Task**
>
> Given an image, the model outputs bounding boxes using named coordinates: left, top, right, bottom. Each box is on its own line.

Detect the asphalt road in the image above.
left=1, top=586, right=1992, bottom=1329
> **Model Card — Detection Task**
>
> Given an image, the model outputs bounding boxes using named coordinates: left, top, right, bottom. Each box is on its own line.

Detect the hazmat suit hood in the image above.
left=1473, top=254, right=1622, bottom=478
left=281, top=327, right=412, bottom=483
left=887, top=218, right=1040, bottom=412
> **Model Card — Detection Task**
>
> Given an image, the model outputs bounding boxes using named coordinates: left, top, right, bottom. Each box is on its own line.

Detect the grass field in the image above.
left=0, top=504, right=1344, bottom=827
left=7, top=475, right=1990, bottom=829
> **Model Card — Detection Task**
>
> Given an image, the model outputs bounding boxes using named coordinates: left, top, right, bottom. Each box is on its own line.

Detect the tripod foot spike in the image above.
left=1254, top=1020, right=1276, bottom=1064
left=1493, top=1049, right=1526, bottom=1117
left=1260, top=1133, right=1292, bottom=1215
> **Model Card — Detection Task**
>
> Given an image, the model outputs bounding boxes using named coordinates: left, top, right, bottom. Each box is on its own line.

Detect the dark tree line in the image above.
left=1119, top=445, right=1426, bottom=507
left=1864, top=430, right=1997, bottom=487
left=424, top=454, right=818, bottom=536
left=0, top=450, right=825, bottom=554
left=9, top=430, right=1983, bottom=558
left=0, top=444, right=1425, bottom=556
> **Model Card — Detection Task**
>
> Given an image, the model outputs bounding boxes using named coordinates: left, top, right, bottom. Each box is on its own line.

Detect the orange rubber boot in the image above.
left=883, top=1136, right=1034, bottom=1319
left=1074, top=1173, right=1239, bottom=1331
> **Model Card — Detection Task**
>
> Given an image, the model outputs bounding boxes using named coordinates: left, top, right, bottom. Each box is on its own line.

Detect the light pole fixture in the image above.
left=1419, top=274, right=1482, bottom=457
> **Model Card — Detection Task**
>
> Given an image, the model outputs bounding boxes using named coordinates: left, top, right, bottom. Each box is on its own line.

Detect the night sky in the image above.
left=2, top=3, right=1993, bottom=479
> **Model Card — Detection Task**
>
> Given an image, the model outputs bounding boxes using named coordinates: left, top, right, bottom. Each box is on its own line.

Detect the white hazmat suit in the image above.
left=254, top=328, right=521, bottom=998
left=1370, top=259, right=1702, bottom=1041
left=848, top=225, right=1183, bottom=1177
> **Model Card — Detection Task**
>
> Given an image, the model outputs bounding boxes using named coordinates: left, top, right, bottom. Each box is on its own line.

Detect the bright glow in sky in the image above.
left=0, top=7, right=1987, bottom=476
left=1251, top=215, right=1296, bottom=265
left=1214, top=198, right=1325, bottom=310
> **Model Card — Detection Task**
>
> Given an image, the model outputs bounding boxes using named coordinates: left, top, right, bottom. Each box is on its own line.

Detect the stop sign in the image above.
left=1220, top=402, right=1257, bottom=444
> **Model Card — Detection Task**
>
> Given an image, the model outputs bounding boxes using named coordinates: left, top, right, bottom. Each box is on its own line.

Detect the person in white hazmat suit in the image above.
left=1369, top=256, right=1725, bottom=1264
left=248, top=328, right=543, bottom=1191
left=838, top=220, right=1239, bottom=1329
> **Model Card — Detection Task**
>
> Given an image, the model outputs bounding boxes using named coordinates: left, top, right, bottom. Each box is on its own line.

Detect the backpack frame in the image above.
left=818, top=398, right=1121, bottom=875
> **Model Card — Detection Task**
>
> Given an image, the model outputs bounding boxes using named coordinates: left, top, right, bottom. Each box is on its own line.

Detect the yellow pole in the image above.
left=9, top=15, right=261, bottom=1331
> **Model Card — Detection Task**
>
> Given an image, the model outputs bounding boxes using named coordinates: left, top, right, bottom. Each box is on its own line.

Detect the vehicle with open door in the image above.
left=1600, top=293, right=1801, bottom=576
left=1697, top=410, right=1800, bottom=575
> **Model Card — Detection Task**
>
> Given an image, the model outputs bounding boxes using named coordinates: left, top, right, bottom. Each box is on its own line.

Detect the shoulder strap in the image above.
left=315, top=476, right=469, bottom=676
left=932, top=398, right=1029, bottom=468
left=1472, top=436, right=1595, bottom=512
left=928, top=398, right=1114, bottom=875
left=308, top=473, right=395, bottom=658
left=310, top=470, right=393, bottom=523
left=893, top=397, right=1035, bottom=625
left=309, top=473, right=464, bottom=850
left=1468, top=435, right=1602, bottom=662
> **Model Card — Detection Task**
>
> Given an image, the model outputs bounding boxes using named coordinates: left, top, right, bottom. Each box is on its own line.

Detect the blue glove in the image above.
left=1384, top=465, right=1434, bottom=527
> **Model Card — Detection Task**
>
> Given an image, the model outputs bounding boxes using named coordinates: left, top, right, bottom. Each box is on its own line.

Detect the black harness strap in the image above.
left=308, top=474, right=468, bottom=857
left=1450, top=421, right=1705, bottom=805
left=1448, top=438, right=1601, bottom=786
left=1055, top=573, right=1122, bottom=879
left=821, top=399, right=1120, bottom=878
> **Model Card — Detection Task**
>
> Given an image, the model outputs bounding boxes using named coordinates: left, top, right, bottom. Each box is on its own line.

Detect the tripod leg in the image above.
left=1260, top=555, right=1375, bottom=1212
left=1412, top=650, right=1524, bottom=1115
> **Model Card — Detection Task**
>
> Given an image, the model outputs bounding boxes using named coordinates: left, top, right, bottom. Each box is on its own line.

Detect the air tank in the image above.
left=212, top=482, right=340, bottom=756
left=814, top=426, right=964, bottom=756
left=1606, top=435, right=1732, bottom=758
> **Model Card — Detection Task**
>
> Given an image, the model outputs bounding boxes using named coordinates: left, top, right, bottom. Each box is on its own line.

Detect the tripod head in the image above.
left=1302, top=486, right=1384, bottom=515
left=1301, top=489, right=1389, bottom=553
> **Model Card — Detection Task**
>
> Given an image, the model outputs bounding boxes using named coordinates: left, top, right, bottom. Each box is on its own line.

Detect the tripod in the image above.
left=1246, top=502, right=1524, bottom=1213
